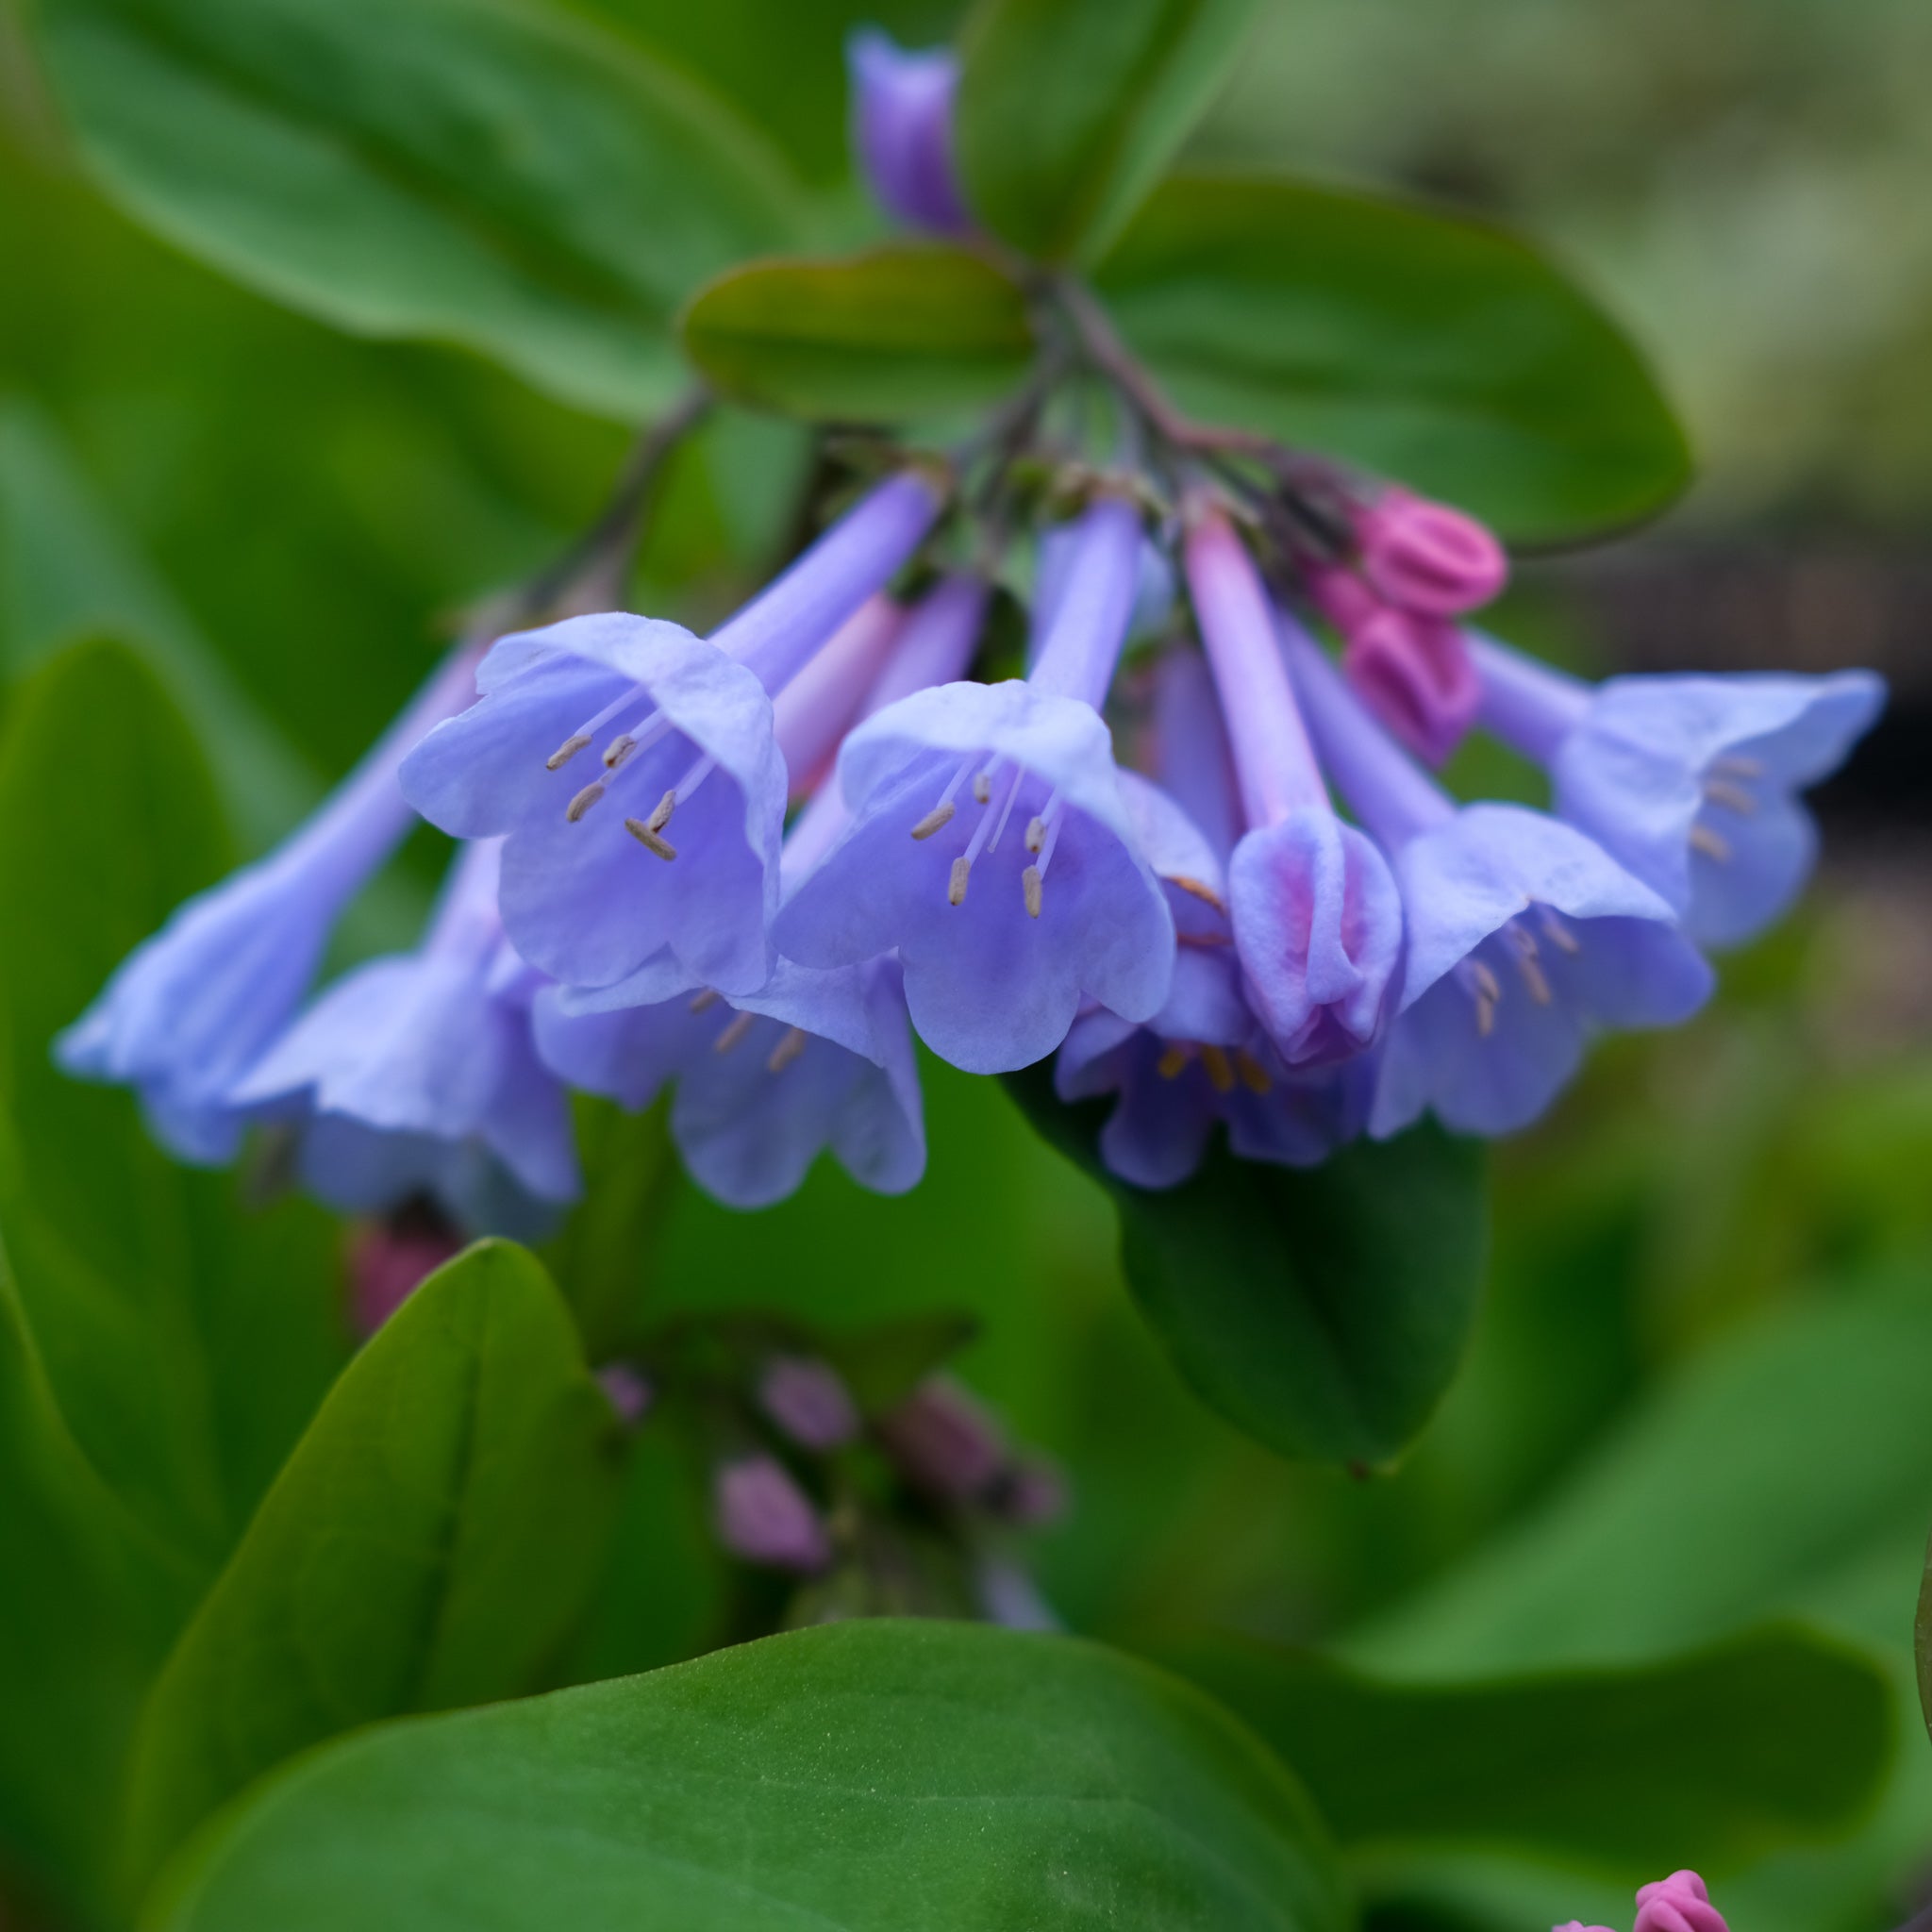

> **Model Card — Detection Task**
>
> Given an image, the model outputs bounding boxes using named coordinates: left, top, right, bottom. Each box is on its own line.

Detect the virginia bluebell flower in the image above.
left=1287, top=622, right=1715, bottom=1138
left=774, top=494, right=1175, bottom=1073
left=1055, top=650, right=1373, bottom=1189
left=57, top=644, right=482, bottom=1162
left=1469, top=631, right=1886, bottom=948
left=1184, top=502, right=1401, bottom=1066
left=848, top=28, right=970, bottom=235
left=399, top=471, right=945, bottom=994
left=232, top=840, right=579, bottom=1239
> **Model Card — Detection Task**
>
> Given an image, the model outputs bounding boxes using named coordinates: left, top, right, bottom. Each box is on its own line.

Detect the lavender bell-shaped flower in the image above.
left=57, top=644, right=482, bottom=1162
left=1056, top=650, right=1373, bottom=1189
left=533, top=578, right=991, bottom=1207
left=1287, top=622, right=1716, bottom=1139
left=232, top=838, right=579, bottom=1239
left=848, top=28, right=971, bottom=235
left=1184, top=502, right=1401, bottom=1065
left=774, top=494, right=1176, bottom=1074
left=399, top=471, right=944, bottom=995
left=1469, top=631, right=1885, bottom=949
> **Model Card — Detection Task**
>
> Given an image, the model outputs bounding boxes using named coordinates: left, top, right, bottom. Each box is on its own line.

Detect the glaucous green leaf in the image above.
left=680, top=243, right=1035, bottom=421
left=957, top=0, right=1259, bottom=263
left=1092, top=173, right=1692, bottom=542
left=148, top=1620, right=1348, bottom=1932
left=32, top=0, right=803, bottom=420
left=1007, top=1064, right=1487, bottom=1468
left=1151, top=1625, right=1892, bottom=1869
left=120, top=1241, right=625, bottom=1893
left=0, top=638, right=344, bottom=1577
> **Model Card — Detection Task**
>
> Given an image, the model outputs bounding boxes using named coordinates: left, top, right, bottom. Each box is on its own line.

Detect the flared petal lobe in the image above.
left=848, top=29, right=971, bottom=234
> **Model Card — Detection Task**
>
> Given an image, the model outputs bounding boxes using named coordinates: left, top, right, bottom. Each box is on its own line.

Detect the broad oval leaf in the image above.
left=1004, top=1065, right=1488, bottom=1469
left=1149, top=1625, right=1893, bottom=1870
left=1093, top=172, right=1692, bottom=543
left=33, top=0, right=804, bottom=419
left=958, top=0, right=1259, bottom=264
left=148, top=1621, right=1349, bottom=1932
left=119, top=1241, right=625, bottom=1894
left=680, top=243, right=1035, bottom=422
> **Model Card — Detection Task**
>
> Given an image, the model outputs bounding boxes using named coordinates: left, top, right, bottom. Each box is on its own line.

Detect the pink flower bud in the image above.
left=596, top=1362, right=652, bottom=1426
left=876, top=1375, right=1006, bottom=1502
left=991, top=1457, right=1068, bottom=1526
left=712, top=1455, right=832, bottom=1573
left=1356, top=487, right=1507, bottom=618
left=758, top=1355, right=860, bottom=1450
left=1634, top=1873, right=1727, bottom=1932
left=345, top=1218, right=464, bottom=1339
left=1308, top=566, right=1479, bottom=765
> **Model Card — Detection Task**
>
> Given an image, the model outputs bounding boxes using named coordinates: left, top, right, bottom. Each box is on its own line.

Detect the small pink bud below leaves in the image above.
left=758, top=1355, right=860, bottom=1450
left=345, top=1219, right=463, bottom=1339
left=597, top=1362, right=652, bottom=1426
left=712, top=1455, right=832, bottom=1573
left=1634, top=1873, right=1727, bottom=1932
left=876, top=1375, right=1006, bottom=1501
left=1357, top=487, right=1507, bottom=618
left=1309, top=567, right=1480, bottom=766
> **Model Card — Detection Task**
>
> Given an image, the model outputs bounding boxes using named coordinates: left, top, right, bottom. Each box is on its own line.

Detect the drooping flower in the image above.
left=1286, top=620, right=1714, bottom=1139
left=1632, top=1872, right=1728, bottom=1932
left=232, top=839, right=579, bottom=1240
left=399, top=470, right=945, bottom=994
left=1469, top=630, right=1885, bottom=949
left=771, top=593, right=904, bottom=804
left=57, top=643, right=482, bottom=1162
left=1055, top=650, right=1373, bottom=1190
left=344, top=1210, right=466, bottom=1339
left=1353, top=487, right=1508, bottom=619
left=847, top=28, right=971, bottom=235
left=1184, top=502, right=1401, bottom=1066
left=774, top=493, right=1175, bottom=1073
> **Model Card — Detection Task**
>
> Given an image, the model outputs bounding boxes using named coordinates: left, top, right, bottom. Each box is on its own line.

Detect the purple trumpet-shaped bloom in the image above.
left=1288, top=624, right=1715, bottom=1139
left=57, top=644, right=481, bottom=1162
left=1055, top=651, right=1373, bottom=1189
left=233, top=839, right=579, bottom=1239
left=399, top=471, right=944, bottom=994
left=775, top=495, right=1175, bottom=1074
left=1184, top=505, right=1401, bottom=1066
left=848, top=29, right=971, bottom=235
left=1470, top=632, right=1885, bottom=949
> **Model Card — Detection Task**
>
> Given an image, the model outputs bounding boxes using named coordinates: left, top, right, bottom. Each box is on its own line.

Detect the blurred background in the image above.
left=2, top=1, right=1927, bottom=1926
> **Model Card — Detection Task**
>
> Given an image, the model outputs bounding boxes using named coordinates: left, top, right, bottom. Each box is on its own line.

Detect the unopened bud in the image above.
left=1309, top=566, right=1478, bottom=765
left=876, top=1375, right=1006, bottom=1502
left=758, top=1355, right=860, bottom=1450
left=1356, top=487, right=1507, bottom=618
left=712, top=1455, right=832, bottom=1573
left=1634, top=1873, right=1728, bottom=1932
left=345, top=1215, right=464, bottom=1339
left=597, top=1362, right=653, bottom=1427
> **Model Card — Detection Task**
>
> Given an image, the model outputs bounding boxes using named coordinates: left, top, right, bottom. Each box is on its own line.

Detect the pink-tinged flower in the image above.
left=1287, top=622, right=1714, bottom=1139
left=596, top=1362, right=653, bottom=1427
left=1310, top=565, right=1480, bottom=766
left=399, top=472, right=944, bottom=994
left=1633, top=1872, right=1728, bottom=1932
left=1185, top=505, right=1401, bottom=1067
left=758, top=1355, right=861, bottom=1450
left=848, top=29, right=971, bottom=235
left=344, top=1214, right=465, bottom=1340
left=712, top=1454, right=831, bottom=1573
left=772, top=593, right=904, bottom=804
left=775, top=495, right=1175, bottom=1074
left=57, top=643, right=481, bottom=1162
left=1470, top=630, right=1885, bottom=948
left=1355, top=487, right=1508, bottom=618
left=876, top=1374, right=1007, bottom=1502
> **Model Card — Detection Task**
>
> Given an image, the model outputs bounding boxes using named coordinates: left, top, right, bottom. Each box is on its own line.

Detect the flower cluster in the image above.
left=57, top=30, right=1884, bottom=1241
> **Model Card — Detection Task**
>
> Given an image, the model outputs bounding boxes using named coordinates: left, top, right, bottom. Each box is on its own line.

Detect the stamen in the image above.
left=1459, top=956, right=1502, bottom=1039
left=645, top=790, right=676, bottom=835
left=547, top=733, right=591, bottom=771
left=973, top=773, right=991, bottom=805
left=689, top=988, right=720, bottom=1013
left=566, top=780, right=606, bottom=822
left=1690, top=822, right=1732, bottom=861
left=1022, top=865, right=1042, bottom=918
left=1198, top=1044, right=1236, bottom=1095
left=1504, top=925, right=1553, bottom=1005
left=603, top=733, right=636, bottom=770
left=1712, top=754, right=1763, bottom=778
left=1468, top=958, right=1502, bottom=1004
left=1538, top=907, right=1581, bottom=955
left=547, top=685, right=655, bottom=772
left=672, top=752, right=718, bottom=805
left=1024, top=816, right=1047, bottom=854
left=948, top=856, right=971, bottom=906
left=1703, top=777, right=1758, bottom=815
left=624, top=817, right=676, bottom=860
left=1235, top=1050, right=1273, bottom=1095
left=1172, top=875, right=1227, bottom=915
left=766, top=1026, right=808, bottom=1074
left=1156, top=1043, right=1191, bottom=1080
left=602, top=710, right=672, bottom=773
left=986, top=765, right=1025, bottom=852
left=1475, top=992, right=1497, bottom=1039
left=910, top=802, right=957, bottom=841
left=1033, top=802, right=1068, bottom=881
left=713, top=1010, right=756, bottom=1054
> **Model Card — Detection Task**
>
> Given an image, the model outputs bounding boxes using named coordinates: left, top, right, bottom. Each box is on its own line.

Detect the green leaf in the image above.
left=120, top=1240, right=624, bottom=1894
left=1006, top=1063, right=1487, bottom=1468
left=957, top=0, right=1259, bottom=264
left=1150, top=1625, right=1892, bottom=1870
left=680, top=243, right=1035, bottom=422
left=1916, top=1527, right=1930, bottom=1747
left=148, top=1621, right=1349, bottom=1932
left=1092, top=172, right=1692, bottom=542
left=32, top=0, right=802, bottom=420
